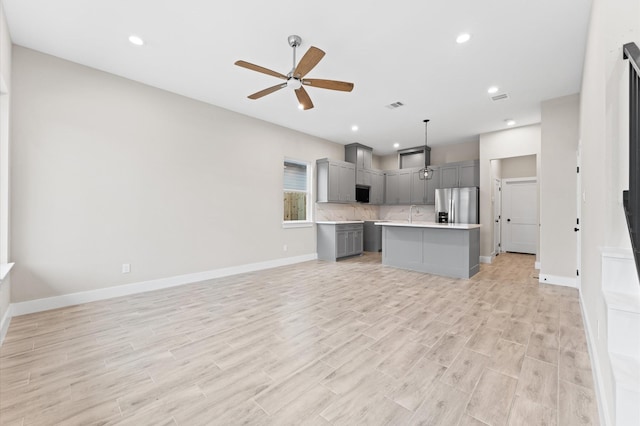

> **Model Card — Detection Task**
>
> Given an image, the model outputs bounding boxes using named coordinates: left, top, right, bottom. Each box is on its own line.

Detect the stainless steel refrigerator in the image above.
left=435, top=187, right=479, bottom=224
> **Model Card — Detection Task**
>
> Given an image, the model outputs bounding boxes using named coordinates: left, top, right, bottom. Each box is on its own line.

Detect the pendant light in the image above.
left=418, top=119, right=433, bottom=180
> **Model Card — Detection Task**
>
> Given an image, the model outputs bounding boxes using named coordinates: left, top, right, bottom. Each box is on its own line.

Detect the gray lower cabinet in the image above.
left=316, top=159, right=356, bottom=203
left=317, top=223, right=363, bottom=261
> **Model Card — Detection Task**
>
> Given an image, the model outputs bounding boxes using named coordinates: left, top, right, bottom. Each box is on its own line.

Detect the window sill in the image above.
left=0, top=263, right=14, bottom=282
left=282, top=221, right=314, bottom=229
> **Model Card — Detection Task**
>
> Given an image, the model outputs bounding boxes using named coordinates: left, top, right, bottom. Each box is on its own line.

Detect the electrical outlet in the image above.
left=122, top=263, right=131, bottom=274
left=283, top=244, right=288, bottom=252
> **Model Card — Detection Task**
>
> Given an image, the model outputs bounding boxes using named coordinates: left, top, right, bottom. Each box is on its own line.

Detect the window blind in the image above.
left=284, top=162, right=307, bottom=191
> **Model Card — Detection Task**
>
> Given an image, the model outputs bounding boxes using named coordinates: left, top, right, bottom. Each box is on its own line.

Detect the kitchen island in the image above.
left=375, top=221, right=481, bottom=279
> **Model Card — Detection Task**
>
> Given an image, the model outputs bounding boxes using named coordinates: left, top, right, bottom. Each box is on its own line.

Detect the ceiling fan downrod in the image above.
left=288, top=35, right=302, bottom=77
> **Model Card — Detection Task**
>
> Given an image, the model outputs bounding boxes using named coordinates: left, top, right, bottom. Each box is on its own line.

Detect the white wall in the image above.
left=500, top=155, right=537, bottom=179
left=379, top=153, right=398, bottom=170
left=10, top=47, right=346, bottom=303
left=0, top=2, right=12, bottom=340
left=540, top=94, right=580, bottom=283
left=430, top=140, right=479, bottom=165
left=479, top=125, right=541, bottom=261
left=579, top=0, right=638, bottom=423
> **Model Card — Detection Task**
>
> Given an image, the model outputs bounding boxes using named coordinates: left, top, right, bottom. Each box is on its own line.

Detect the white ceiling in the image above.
left=2, top=0, right=592, bottom=155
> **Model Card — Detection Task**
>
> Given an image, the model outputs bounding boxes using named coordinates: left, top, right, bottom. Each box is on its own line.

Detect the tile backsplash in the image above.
left=315, top=203, right=435, bottom=222
left=315, top=203, right=379, bottom=221
left=379, top=205, right=435, bottom=222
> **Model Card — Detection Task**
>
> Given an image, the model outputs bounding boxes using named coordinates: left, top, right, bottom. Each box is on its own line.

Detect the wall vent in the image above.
left=385, top=101, right=405, bottom=109
left=491, top=93, right=509, bottom=101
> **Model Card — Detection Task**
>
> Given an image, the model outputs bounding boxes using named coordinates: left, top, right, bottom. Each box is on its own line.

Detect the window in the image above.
left=283, top=159, right=312, bottom=226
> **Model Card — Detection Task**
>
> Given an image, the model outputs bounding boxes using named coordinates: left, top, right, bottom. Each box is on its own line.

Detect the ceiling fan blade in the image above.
left=295, top=87, right=314, bottom=110
left=303, top=79, right=354, bottom=92
left=248, top=83, right=287, bottom=100
left=234, top=60, right=287, bottom=80
left=294, top=47, right=325, bottom=78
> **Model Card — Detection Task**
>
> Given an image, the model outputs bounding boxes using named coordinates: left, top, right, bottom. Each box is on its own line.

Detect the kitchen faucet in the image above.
left=409, top=205, right=417, bottom=223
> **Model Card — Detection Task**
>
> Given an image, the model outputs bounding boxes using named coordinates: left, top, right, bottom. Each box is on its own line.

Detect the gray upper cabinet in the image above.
left=440, top=165, right=459, bottom=188
left=386, top=169, right=411, bottom=205
left=369, top=170, right=385, bottom=205
left=384, top=171, right=399, bottom=204
left=381, top=159, right=479, bottom=205
left=438, top=160, right=479, bottom=188
left=398, top=170, right=411, bottom=204
left=426, top=166, right=441, bottom=204
left=458, top=161, right=479, bottom=187
left=409, top=166, right=441, bottom=205
left=345, top=143, right=373, bottom=170
left=410, top=168, right=426, bottom=204
left=316, top=159, right=356, bottom=203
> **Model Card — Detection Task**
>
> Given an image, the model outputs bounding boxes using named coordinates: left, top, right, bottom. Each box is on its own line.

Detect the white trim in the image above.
left=10, top=253, right=318, bottom=317
left=480, top=255, right=494, bottom=264
left=502, top=176, right=538, bottom=184
left=534, top=261, right=541, bottom=270
left=0, top=303, right=12, bottom=345
left=0, top=262, right=14, bottom=281
left=283, top=157, right=313, bottom=223
left=580, top=292, right=611, bottom=426
left=282, top=221, right=313, bottom=229
left=538, top=273, right=577, bottom=288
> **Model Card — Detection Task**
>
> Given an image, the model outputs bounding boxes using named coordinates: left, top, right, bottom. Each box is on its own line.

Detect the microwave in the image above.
left=355, top=185, right=370, bottom=203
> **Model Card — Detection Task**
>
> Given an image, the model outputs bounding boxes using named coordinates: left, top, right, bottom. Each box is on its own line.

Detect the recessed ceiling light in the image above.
left=351, top=125, right=359, bottom=132
left=505, top=119, right=516, bottom=126
left=487, top=86, right=499, bottom=94
left=128, top=35, right=144, bottom=46
left=393, top=143, right=400, bottom=148
left=456, top=33, right=471, bottom=44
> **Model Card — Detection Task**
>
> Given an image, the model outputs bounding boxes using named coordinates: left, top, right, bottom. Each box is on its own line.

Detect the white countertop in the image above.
left=316, top=221, right=365, bottom=225
left=374, top=221, right=481, bottom=230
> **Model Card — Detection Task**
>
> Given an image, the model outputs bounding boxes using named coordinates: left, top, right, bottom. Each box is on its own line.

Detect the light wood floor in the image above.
left=0, top=253, right=599, bottom=426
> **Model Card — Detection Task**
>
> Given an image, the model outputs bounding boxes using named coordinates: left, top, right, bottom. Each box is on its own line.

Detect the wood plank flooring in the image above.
left=0, top=252, right=600, bottom=425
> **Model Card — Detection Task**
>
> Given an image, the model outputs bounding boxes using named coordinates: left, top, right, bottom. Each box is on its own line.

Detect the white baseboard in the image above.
left=10, top=253, right=318, bottom=317
left=480, top=255, right=493, bottom=264
left=538, top=273, right=577, bottom=288
left=580, top=292, right=612, bottom=426
left=0, top=304, right=12, bottom=345
left=535, top=261, right=541, bottom=270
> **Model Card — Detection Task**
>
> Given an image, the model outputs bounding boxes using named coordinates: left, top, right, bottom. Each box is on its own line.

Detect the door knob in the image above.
left=507, top=218, right=511, bottom=222
left=574, top=227, right=580, bottom=232
left=495, top=220, right=499, bottom=223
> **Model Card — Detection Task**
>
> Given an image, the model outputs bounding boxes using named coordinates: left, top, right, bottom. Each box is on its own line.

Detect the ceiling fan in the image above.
left=234, top=35, right=354, bottom=110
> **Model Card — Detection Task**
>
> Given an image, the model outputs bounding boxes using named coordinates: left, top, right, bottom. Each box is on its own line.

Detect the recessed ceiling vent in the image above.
left=385, top=101, right=405, bottom=109
left=491, top=93, right=509, bottom=101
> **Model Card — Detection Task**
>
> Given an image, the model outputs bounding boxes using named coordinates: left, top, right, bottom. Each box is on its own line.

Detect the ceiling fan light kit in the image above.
left=234, top=35, right=354, bottom=110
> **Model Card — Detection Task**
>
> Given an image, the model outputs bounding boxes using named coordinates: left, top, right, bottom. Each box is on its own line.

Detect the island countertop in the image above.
left=374, top=221, right=481, bottom=230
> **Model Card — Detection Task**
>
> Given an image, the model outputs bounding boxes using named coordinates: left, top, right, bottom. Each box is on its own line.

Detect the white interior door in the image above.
left=494, top=178, right=502, bottom=256
left=502, top=178, right=537, bottom=254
